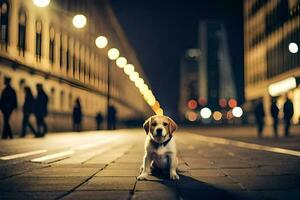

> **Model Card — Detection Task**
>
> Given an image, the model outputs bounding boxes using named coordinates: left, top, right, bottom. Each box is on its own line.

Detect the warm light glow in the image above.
left=200, top=107, right=212, bottom=119
left=116, top=57, right=127, bottom=68
left=232, top=107, right=243, bottom=118
left=213, top=111, right=222, bottom=121
left=228, top=98, right=237, bottom=108
left=227, top=110, right=233, bottom=120
left=289, top=42, right=298, bottom=53
left=268, top=77, right=297, bottom=97
left=108, top=48, right=120, bottom=60
left=139, top=83, right=149, bottom=94
left=155, top=108, right=164, bottom=115
left=129, top=72, right=139, bottom=82
left=134, top=78, right=144, bottom=88
left=151, top=101, right=160, bottom=111
left=33, top=0, right=50, bottom=7
left=219, top=98, right=227, bottom=108
left=72, top=14, right=87, bottom=29
left=186, top=111, right=197, bottom=122
left=198, top=97, right=207, bottom=106
left=95, top=36, right=108, bottom=48
left=187, top=99, right=197, bottom=110
left=124, top=64, right=135, bottom=75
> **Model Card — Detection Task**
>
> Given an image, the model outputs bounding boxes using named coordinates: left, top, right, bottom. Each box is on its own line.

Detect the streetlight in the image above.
left=289, top=42, right=298, bottom=53
left=124, top=64, right=135, bottom=75
left=33, top=0, right=50, bottom=7
left=95, top=36, right=108, bottom=48
left=72, top=14, right=87, bottom=29
left=106, top=48, right=119, bottom=129
left=129, top=72, right=139, bottom=82
left=116, top=57, right=127, bottom=68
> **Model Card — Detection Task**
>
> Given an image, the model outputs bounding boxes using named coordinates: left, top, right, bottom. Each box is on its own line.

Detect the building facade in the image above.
left=0, top=0, right=151, bottom=133
left=244, top=0, right=300, bottom=124
left=179, top=21, right=238, bottom=123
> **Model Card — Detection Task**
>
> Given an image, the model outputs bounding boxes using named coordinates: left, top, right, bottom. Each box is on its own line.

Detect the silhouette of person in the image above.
left=21, top=86, right=37, bottom=137
left=254, top=100, right=265, bottom=138
left=0, top=77, right=17, bottom=139
left=283, top=95, right=294, bottom=137
left=34, top=84, right=48, bottom=137
left=72, top=98, right=82, bottom=132
left=108, top=105, right=117, bottom=130
left=270, top=99, right=279, bottom=137
left=95, top=112, right=103, bottom=130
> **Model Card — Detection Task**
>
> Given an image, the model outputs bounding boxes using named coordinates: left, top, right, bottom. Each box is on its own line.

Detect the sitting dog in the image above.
left=137, top=115, right=179, bottom=180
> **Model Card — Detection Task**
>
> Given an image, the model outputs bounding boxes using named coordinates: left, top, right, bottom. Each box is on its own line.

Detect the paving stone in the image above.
left=189, top=169, right=225, bottom=177
left=105, top=163, right=141, bottom=170
left=135, top=181, right=173, bottom=191
left=77, top=177, right=136, bottom=191
left=0, top=191, right=63, bottom=200
left=95, top=169, right=140, bottom=177
left=62, top=191, right=130, bottom=200
left=193, top=176, right=237, bottom=184
left=221, top=168, right=272, bottom=176
left=0, top=177, right=84, bottom=192
left=133, top=190, right=177, bottom=200
left=20, top=167, right=100, bottom=177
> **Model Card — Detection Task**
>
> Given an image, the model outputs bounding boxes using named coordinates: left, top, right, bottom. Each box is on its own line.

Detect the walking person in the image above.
left=95, top=112, right=103, bottom=130
left=34, top=84, right=48, bottom=137
left=283, top=95, right=294, bottom=137
left=270, top=99, right=279, bottom=137
left=107, top=105, right=117, bottom=130
left=0, top=77, right=17, bottom=139
left=72, top=98, right=82, bottom=132
left=21, top=86, right=37, bottom=137
left=254, top=100, right=265, bottom=138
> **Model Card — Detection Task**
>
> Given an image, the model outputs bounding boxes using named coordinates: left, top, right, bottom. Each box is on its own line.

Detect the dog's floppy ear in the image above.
left=143, top=117, right=152, bottom=134
left=167, top=117, right=177, bottom=135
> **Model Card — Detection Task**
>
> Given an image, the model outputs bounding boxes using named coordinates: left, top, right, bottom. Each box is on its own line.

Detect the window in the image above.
left=18, top=10, right=26, bottom=56
left=49, top=27, right=55, bottom=64
left=59, top=34, right=63, bottom=68
left=60, top=90, right=65, bottom=110
left=35, top=20, right=42, bottom=61
left=0, top=1, right=9, bottom=50
left=66, top=37, right=70, bottom=72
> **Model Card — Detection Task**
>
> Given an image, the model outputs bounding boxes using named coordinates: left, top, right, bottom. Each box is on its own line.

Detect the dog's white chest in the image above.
left=151, top=148, right=169, bottom=169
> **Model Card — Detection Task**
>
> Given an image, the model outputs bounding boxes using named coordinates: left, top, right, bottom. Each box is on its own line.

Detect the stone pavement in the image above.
left=0, top=129, right=300, bottom=199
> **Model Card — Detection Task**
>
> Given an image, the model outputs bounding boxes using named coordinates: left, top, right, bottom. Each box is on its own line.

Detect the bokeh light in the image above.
left=116, top=57, right=127, bottom=68
left=187, top=99, right=197, bottom=110
left=198, top=97, right=207, bottom=106
left=219, top=98, right=227, bottom=108
left=228, top=98, right=237, bottom=108
left=108, top=48, right=120, bottom=60
left=33, top=0, right=50, bottom=7
left=289, top=42, right=298, bottom=53
left=124, top=64, right=135, bottom=75
left=213, top=111, right=222, bottom=121
left=72, top=14, right=87, bottom=29
left=200, top=107, right=212, bottom=119
left=129, top=72, right=139, bottom=82
left=186, top=111, right=198, bottom=122
left=95, top=36, right=108, bottom=48
left=227, top=110, right=234, bottom=120
left=232, top=107, right=243, bottom=118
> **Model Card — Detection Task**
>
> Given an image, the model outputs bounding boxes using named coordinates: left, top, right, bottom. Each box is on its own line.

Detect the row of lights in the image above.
left=187, top=98, right=238, bottom=110
left=186, top=106, right=243, bottom=122
left=33, top=0, right=163, bottom=115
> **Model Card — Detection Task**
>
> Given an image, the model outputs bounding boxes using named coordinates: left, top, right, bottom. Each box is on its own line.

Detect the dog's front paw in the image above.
left=137, top=173, right=148, bottom=180
left=170, top=172, right=180, bottom=180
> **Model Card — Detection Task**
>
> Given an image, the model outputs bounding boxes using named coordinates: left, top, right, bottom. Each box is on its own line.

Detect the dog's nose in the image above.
left=156, top=128, right=163, bottom=136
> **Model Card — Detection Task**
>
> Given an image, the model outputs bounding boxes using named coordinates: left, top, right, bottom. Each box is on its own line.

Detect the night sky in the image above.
left=109, top=0, right=244, bottom=118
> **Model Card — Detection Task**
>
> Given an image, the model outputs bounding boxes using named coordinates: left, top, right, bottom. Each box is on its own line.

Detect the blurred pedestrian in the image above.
left=0, top=77, right=17, bottom=139
left=254, top=100, right=265, bottom=138
left=108, top=105, right=117, bottom=130
left=270, top=99, right=279, bottom=137
left=34, top=84, right=48, bottom=137
left=283, top=95, right=294, bottom=137
left=95, top=112, right=103, bottom=130
left=21, top=86, right=37, bottom=137
left=72, top=98, right=82, bottom=132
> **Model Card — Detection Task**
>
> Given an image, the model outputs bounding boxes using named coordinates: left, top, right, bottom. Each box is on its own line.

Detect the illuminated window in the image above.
left=49, top=27, right=55, bottom=64
left=36, top=20, right=42, bottom=62
left=18, top=10, right=26, bottom=56
left=0, top=1, right=9, bottom=50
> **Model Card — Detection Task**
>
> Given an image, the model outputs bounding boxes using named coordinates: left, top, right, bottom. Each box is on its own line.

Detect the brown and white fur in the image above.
left=137, top=115, right=179, bottom=180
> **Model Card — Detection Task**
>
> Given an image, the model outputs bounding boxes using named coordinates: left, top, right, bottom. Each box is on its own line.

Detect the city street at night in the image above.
left=0, top=127, right=300, bottom=200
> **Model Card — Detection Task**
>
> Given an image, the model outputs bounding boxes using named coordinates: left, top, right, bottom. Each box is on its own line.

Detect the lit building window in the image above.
left=36, top=20, right=42, bottom=62
left=0, top=1, right=9, bottom=50
left=18, top=10, right=26, bottom=56
left=49, top=27, right=55, bottom=64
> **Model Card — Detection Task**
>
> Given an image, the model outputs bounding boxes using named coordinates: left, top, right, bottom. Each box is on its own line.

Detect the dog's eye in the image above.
left=163, top=122, right=168, bottom=126
left=151, top=122, right=157, bottom=126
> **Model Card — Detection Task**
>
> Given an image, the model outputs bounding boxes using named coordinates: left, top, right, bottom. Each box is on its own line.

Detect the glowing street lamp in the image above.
left=33, top=0, right=50, bottom=7
left=124, top=64, right=135, bottom=75
left=289, top=42, right=298, bottom=53
left=134, top=78, right=144, bottom=88
left=200, top=107, right=212, bottom=119
left=95, top=36, right=108, bottom=48
left=72, top=14, right=87, bottom=29
left=116, top=57, right=127, bottom=68
left=232, top=107, right=243, bottom=118
left=108, top=48, right=120, bottom=60
left=129, top=72, right=139, bottom=82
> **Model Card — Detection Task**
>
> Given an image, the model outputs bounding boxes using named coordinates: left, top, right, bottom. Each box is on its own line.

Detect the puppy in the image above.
left=137, top=115, right=179, bottom=180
